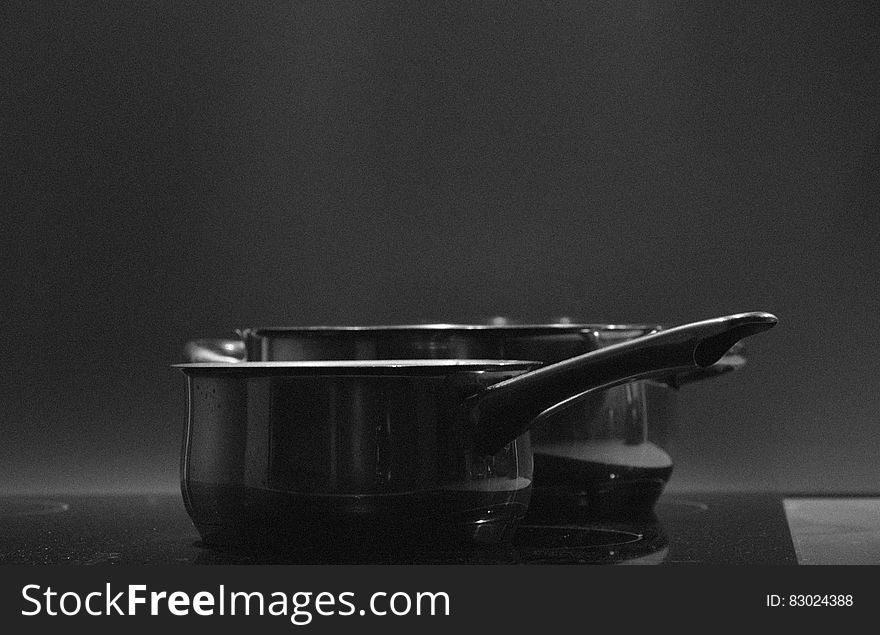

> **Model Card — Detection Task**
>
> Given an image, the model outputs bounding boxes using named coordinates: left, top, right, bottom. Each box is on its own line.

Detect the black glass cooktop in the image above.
left=0, top=493, right=800, bottom=565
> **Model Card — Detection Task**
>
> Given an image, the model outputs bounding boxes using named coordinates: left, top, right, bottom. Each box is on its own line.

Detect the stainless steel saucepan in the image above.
left=185, top=317, right=755, bottom=520
left=175, top=313, right=776, bottom=548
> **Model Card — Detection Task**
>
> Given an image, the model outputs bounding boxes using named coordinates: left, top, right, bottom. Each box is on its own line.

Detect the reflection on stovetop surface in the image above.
left=190, top=519, right=669, bottom=565
left=0, top=493, right=797, bottom=565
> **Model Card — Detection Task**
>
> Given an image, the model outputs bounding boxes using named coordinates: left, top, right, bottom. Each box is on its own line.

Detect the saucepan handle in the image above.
left=467, top=311, right=778, bottom=455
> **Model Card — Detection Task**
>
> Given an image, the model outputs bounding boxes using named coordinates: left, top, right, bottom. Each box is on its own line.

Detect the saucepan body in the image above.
left=177, top=360, right=538, bottom=548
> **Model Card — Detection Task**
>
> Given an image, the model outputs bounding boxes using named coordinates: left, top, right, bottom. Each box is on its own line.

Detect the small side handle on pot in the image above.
left=467, top=311, right=778, bottom=456
left=659, top=341, right=747, bottom=388
left=183, top=338, right=246, bottom=363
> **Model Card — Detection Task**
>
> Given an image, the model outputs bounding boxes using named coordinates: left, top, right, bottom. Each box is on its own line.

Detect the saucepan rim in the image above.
left=241, top=322, right=663, bottom=334
left=173, top=359, right=540, bottom=375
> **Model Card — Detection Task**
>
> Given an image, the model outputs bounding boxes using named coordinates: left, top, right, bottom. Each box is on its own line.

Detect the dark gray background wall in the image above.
left=3, top=1, right=878, bottom=494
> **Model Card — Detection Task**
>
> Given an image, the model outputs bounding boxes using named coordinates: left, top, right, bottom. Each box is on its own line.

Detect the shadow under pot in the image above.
left=183, top=314, right=775, bottom=541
